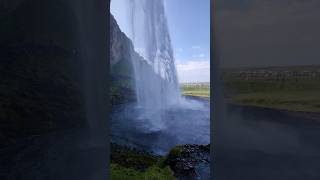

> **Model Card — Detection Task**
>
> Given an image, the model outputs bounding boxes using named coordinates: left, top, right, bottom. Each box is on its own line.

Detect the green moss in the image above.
left=110, top=164, right=175, bottom=180
left=110, top=144, right=176, bottom=179
left=161, top=145, right=184, bottom=167
left=110, top=53, right=137, bottom=105
left=111, top=147, right=158, bottom=171
left=168, top=146, right=184, bottom=157
left=111, top=57, right=134, bottom=78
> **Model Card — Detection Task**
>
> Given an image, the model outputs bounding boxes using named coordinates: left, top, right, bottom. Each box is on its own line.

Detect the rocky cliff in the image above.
left=110, top=14, right=136, bottom=105
left=1, top=1, right=109, bottom=179
left=0, top=0, right=150, bottom=141
left=110, top=14, right=152, bottom=106
left=0, top=0, right=86, bottom=142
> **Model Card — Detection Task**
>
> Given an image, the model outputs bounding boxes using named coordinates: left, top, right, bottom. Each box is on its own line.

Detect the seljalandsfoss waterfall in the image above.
left=111, top=0, right=209, bottom=153
left=129, top=0, right=181, bottom=110
left=127, top=0, right=183, bottom=130
left=110, top=1, right=210, bottom=178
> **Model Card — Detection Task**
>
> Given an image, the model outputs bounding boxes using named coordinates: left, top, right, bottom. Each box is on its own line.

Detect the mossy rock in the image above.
left=163, top=145, right=184, bottom=165
left=111, top=143, right=160, bottom=171
left=163, top=144, right=210, bottom=179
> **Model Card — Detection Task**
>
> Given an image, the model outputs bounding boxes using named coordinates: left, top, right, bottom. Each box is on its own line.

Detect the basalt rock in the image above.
left=164, top=144, right=210, bottom=179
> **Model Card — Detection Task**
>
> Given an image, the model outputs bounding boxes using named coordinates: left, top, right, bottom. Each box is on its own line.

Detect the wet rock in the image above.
left=164, top=144, right=210, bottom=179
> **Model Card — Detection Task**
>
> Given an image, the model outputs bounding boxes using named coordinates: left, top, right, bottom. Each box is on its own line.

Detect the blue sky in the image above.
left=111, top=0, right=210, bottom=83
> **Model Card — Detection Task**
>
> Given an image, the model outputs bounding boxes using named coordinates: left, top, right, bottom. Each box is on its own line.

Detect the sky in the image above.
left=111, top=0, right=210, bottom=83
left=216, top=0, right=320, bottom=68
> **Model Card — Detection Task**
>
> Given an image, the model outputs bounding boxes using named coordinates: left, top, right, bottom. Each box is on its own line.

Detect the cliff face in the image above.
left=110, top=14, right=135, bottom=77
left=0, top=0, right=146, bottom=140
left=110, top=14, right=144, bottom=105
left=0, top=0, right=86, bottom=141
left=110, top=14, right=157, bottom=106
left=1, top=2, right=109, bottom=179
left=110, top=14, right=135, bottom=105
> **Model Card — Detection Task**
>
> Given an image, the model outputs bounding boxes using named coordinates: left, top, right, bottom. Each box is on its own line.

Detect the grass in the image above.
left=181, top=84, right=210, bottom=97
left=232, top=91, right=320, bottom=112
left=110, top=144, right=176, bottom=179
left=223, top=76, right=320, bottom=113
left=110, top=164, right=175, bottom=180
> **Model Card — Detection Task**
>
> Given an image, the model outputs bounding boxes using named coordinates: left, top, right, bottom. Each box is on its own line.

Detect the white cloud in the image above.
left=175, top=59, right=210, bottom=83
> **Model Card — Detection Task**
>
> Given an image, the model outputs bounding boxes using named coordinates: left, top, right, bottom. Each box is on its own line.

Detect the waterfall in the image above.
left=128, top=0, right=181, bottom=111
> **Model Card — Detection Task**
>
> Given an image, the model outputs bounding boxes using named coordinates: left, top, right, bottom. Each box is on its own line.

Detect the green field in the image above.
left=181, top=83, right=210, bottom=97
left=223, top=73, right=320, bottom=113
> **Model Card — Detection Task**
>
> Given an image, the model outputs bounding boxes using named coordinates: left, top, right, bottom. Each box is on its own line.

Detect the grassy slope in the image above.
left=224, top=77, right=320, bottom=113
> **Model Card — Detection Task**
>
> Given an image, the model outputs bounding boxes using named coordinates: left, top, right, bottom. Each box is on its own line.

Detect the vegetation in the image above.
left=110, top=143, right=210, bottom=180
left=223, top=71, right=320, bottom=112
left=110, top=79, right=136, bottom=106
left=110, top=144, right=176, bottom=180
left=110, top=164, right=175, bottom=180
left=163, top=145, right=184, bottom=166
left=181, top=83, right=210, bottom=97
left=110, top=61, right=136, bottom=105
left=232, top=91, right=320, bottom=112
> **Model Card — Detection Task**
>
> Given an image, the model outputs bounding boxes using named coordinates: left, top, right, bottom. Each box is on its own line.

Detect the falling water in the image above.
left=127, top=0, right=181, bottom=112
left=110, top=1, right=210, bottom=177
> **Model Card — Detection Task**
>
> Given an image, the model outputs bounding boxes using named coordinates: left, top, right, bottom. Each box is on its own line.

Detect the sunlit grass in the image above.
left=181, top=84, right=210, bottom=97
left=224, top=77, right=320, bottom=112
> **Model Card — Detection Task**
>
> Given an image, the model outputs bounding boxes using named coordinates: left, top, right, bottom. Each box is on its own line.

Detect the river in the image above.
left=214, top=104, right=320, bottom=179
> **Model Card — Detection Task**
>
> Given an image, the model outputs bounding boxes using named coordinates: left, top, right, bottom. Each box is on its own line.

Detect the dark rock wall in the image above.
left=0, top=0, right=86, bottom=140
left=110, top=14, right=136, bottom=105
left=0, top=1, right=109, bottom=179
left=110, top=13, right=157, bottom=106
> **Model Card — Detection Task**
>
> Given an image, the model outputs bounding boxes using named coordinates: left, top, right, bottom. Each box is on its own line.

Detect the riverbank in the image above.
left=227, top=90, right=320, bottom=113
left=227, top=103, right=320, bottom=122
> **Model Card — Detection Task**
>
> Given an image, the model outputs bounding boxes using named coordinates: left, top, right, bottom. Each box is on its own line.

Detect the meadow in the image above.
left=180, top=82, right=210, bottom=97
